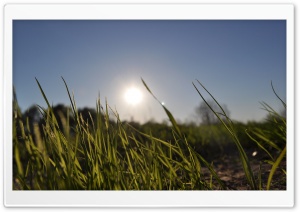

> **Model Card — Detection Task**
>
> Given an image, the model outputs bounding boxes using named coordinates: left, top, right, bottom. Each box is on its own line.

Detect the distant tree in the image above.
left=23, top=105, right=42, bottom=123
left=52, top=104, right=74, bottom=130
left=195, top=100, right=230, bottom=125
left=78, top=107, right=97, bottom=123
left=21, top=105, right=43, bottom=144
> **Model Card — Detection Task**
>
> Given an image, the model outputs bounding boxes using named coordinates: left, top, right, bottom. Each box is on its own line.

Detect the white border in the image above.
left=3, top=4, right=294, bottom=207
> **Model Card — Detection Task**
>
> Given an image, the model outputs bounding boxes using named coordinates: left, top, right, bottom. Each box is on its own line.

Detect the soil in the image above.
left=201, top=148, right=286, bottom=190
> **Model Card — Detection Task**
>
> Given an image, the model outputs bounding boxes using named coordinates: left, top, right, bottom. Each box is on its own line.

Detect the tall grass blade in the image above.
left=271, top=81, right=286, bottom=109
left=35, top=78, right=52, bottom=110
left=245, top=130, right=274, bottom=160
left=267, top=146, right=286, bottom=190
left=141, top=78, right=182, bottom=137
left=193, top=80, right=257, bottom=190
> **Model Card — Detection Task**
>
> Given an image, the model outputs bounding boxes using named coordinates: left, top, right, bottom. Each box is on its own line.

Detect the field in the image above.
left=12, top=78, right=286, bottom=190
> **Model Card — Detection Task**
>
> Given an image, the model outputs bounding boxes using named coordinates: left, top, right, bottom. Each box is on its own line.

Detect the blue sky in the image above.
left=13, top=20, right=286, bottom=123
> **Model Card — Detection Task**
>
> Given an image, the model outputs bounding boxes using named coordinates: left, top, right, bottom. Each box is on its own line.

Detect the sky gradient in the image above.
left=13, top=20, right=286, bottom=124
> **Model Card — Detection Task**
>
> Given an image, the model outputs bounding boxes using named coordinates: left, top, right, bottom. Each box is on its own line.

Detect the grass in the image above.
left=245, top=82, right=286, bottom=190
left=13, top=77, right=286, bottom=190
left=192, top=80, right=257, bottom=189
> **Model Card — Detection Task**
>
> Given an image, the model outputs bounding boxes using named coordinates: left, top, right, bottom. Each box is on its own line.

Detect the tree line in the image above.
left=15, top=100, right=285, bottom=161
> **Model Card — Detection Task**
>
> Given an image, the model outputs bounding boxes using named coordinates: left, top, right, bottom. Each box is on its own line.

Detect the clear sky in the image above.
left=13, top=20, right=286, bottom=124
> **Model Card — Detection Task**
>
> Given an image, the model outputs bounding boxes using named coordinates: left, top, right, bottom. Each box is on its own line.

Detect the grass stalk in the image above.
left=192, top=80, right=257, bottom=190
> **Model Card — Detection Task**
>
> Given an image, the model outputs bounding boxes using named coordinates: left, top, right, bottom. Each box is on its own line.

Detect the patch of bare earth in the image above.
left=201, top=149, right=286, bottom=190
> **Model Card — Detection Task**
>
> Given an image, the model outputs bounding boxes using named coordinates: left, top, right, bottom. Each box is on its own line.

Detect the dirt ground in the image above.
left=201, top=148, right=286, bottom=190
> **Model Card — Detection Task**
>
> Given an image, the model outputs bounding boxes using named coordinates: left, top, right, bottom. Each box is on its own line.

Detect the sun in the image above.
left=124, top=87, right=143, bottom=106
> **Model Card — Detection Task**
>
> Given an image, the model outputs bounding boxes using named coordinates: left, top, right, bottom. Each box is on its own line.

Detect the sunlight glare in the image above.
left=124, top=87, right=142, bottom=106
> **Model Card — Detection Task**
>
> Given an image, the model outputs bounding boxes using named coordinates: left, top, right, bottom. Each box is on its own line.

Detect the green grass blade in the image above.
left=271, top=81, right=286, bottom=109
left=245, top=129, right=274, bottom=160
left=35, top=78, right=52, bottom=110
left=266, top=146, right=286, bottom=190
left=141, top=78, right=182, bottom=138
left=193, top=80, right=257, bottom=190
